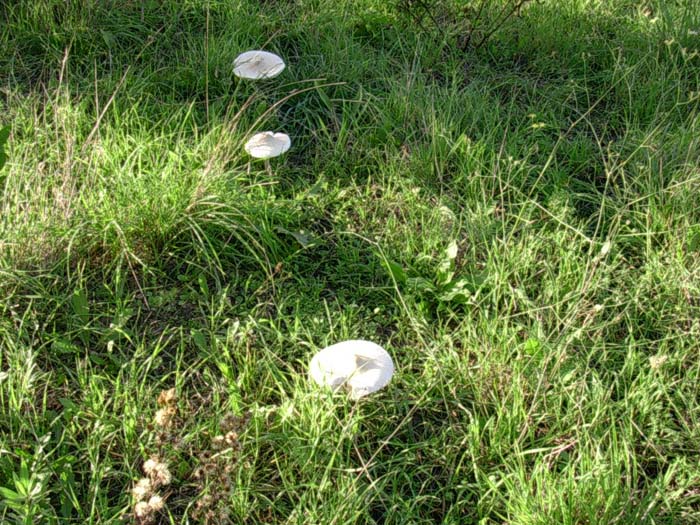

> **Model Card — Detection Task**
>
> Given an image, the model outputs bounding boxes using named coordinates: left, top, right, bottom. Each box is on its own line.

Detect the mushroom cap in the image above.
left=309, top=340, right=395, bottom=399
left=234, top=50, right=285, bottom=80
left=244, top=132, right=291, bottom=159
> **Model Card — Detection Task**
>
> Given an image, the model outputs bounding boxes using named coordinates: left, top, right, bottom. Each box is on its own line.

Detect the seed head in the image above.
left=143, top=459, right=157, bottom=476
left=148, top=494, right=164, bottom=512
left=649, top=354, right=668, bottom=370
left=157, top=388, right=177, bottom=407
left=154, top=406, right=176, bottom=428
left=134, top=501, right=151, bottom=519
left=153, top=462, right=172, bottom=487
left=132, top=478, right=152, bottom=501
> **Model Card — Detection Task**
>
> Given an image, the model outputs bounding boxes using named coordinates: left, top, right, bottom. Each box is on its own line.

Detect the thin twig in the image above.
left=474, top=0, right=533, bottom=50
left=416, top=0, right=446, bottom=40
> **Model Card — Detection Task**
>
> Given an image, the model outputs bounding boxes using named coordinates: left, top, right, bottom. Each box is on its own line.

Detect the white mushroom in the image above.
left=234, top=50, right=285, bottom=80
left=244, top=132, right=291, bottom=159
left=309, top=340, right=395, bottom=399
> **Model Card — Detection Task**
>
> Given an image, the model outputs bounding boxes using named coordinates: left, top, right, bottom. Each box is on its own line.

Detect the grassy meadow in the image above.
left=1, top=0, right=700, bottom=523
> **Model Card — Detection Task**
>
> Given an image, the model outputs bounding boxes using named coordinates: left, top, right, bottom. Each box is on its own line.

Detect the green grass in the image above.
left=1, top=0, right=699, bottom=523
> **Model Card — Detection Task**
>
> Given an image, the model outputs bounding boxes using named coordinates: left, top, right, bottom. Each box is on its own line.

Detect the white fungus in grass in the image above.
left=244, top=132, right=291, bottom=159
left=234, top=50, right=285, bottom=80
left=309, top=340, right=395, bottom=399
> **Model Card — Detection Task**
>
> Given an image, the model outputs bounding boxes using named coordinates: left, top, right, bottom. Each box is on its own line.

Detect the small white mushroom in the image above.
left=309, top=340, right=395, bottom=399
left=244, top=131, right=291, bottom=160
left=234, top=50, right=285, bottom=80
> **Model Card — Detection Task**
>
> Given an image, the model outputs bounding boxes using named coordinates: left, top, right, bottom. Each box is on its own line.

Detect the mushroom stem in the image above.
left=264, top=159, right=273, bottom=177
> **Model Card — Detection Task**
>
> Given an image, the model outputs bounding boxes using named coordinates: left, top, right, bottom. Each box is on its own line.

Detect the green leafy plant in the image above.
left=384, top=240, right=486, bottom=312
left=0, top=439, right=55, bottom=525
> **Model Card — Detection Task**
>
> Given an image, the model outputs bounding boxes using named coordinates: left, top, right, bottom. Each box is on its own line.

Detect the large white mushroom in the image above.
left=234, top=50, right=285, bottom=80
left=309, top=340, right=395, bottom=399
left=244, top=131, right=291, bottom=160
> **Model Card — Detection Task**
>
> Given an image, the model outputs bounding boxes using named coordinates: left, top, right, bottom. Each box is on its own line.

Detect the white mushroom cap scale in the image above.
left=244, top=132, right=291, bottom=159
left=234, top=50, right=286, bottom=80
left=309, top=340, right=395, bottom=399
